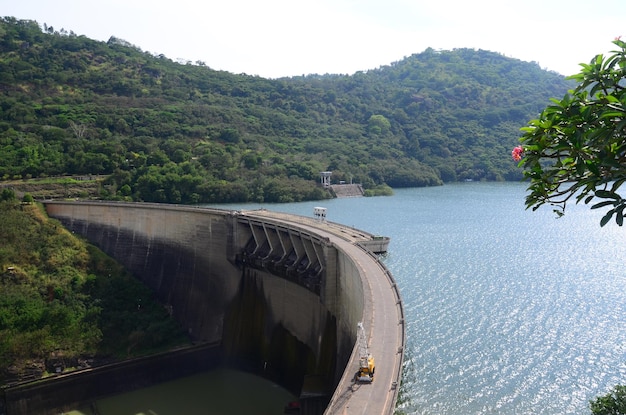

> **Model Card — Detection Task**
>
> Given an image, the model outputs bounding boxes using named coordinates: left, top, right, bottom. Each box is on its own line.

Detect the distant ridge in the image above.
left=0, top=17, right=575, bottom=204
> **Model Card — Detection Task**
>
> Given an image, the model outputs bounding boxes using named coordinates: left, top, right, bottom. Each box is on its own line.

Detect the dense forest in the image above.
left=0, top=16, right=574, bottom=203
left=0, top=191, right=189, bottom=385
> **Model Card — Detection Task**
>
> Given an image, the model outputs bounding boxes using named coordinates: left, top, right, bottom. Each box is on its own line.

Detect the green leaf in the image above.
left=598, top=110, right=624, bottom=120
left=586, top=161, right=600, bottom=176
left=591, top=200, right=616, bottom=209
left=595, top=190, right=621, bottom=200
left=600, top=210, right=614, bottom=227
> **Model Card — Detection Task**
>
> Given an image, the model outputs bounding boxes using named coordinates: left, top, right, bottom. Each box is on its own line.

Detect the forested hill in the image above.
left=0, top=17, right=574, bottom=203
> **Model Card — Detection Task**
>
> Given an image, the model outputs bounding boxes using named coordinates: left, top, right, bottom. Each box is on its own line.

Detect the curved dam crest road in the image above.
left=243, top=210, right=405, bottom=415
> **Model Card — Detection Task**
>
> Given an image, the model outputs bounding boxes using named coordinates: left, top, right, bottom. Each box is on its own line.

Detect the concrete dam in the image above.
left=36, top=201, right=405, bottom=414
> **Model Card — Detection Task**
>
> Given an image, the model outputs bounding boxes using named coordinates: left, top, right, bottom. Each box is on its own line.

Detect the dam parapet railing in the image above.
left=324, top=244, right=405, bottom=415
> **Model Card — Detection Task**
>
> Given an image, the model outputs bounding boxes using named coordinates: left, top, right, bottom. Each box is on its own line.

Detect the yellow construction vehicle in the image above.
left=355, top=322, right=375, bottom=383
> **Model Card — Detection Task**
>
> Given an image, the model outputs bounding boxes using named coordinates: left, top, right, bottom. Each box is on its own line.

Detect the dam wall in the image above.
left=44, top=202, right=241, bottom=345
left=33, top=201, right=374, bottom=413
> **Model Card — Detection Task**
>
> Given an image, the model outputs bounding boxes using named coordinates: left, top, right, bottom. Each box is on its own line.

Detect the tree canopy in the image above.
left=0, top=16, right=573, bottom=203
left=516, top=38, right=626, bottom=226
left=590, top=385, right=626, bottom=415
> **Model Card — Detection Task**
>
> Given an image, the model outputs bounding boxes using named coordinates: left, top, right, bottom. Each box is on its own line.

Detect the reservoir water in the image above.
left=71, top=182, right=624, bottom=414
left=208, top=182, right=626, bottom=414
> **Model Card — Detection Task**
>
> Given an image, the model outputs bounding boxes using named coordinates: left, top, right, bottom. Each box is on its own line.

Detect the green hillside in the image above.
left=0, top=195, right=189, bottom=385
left=0, top=17, right=574, bottom=203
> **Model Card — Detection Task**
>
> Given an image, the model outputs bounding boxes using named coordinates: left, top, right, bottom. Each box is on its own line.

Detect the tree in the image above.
left=1, top=188, right=15, bottom=201
left=515, top=38, right=626, bottom=226
left=515, top=39, right=626, bottom=413
left=367, top=114, right=391, bottom=136
left=589, top=385, right=626, bottom=415
left=22, top=193, right=34, bottom=204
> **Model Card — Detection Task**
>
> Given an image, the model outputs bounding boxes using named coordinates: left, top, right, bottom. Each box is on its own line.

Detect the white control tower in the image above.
left=320, top=171, right=332, bottom=187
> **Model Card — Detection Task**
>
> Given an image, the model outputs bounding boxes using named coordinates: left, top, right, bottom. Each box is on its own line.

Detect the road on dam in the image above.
left=242, top=210, right=405, bottom=415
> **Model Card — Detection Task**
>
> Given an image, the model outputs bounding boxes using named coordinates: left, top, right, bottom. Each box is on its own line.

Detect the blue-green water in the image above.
left=210, top=182, right=626, bottom=414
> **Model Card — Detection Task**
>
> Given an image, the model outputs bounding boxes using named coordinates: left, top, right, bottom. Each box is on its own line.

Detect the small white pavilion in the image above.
left=320, top=171, right=332, bottom=187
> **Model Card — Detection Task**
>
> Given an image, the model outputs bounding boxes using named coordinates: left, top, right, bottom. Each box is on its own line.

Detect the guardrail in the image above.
left=362, top=248, right=406, bottom=414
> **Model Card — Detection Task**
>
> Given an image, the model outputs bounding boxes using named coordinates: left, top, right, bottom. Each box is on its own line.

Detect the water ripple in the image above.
left=208, top=183, right=626, bottom=414
left=382, top=184, right=626, bottom=414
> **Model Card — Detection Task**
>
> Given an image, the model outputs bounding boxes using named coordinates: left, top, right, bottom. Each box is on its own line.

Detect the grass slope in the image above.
left=0, top=199, right=190, bottom=385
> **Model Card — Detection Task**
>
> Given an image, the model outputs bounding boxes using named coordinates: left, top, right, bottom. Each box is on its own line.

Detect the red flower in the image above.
left=511, top=145, right=524, bottom=161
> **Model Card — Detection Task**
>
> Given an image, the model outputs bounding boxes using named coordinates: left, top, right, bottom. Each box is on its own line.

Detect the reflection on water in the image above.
left=63, top=368, right=295, bottom=415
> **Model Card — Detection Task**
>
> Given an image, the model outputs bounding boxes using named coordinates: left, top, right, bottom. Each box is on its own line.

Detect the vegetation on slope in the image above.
left=0, top=17, right=573, bottom=203
left=0, top=191, right=189, bottom=385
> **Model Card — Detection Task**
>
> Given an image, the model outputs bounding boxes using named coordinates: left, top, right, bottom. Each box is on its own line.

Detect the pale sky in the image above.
left=3, top=0, right=625, bottom=78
